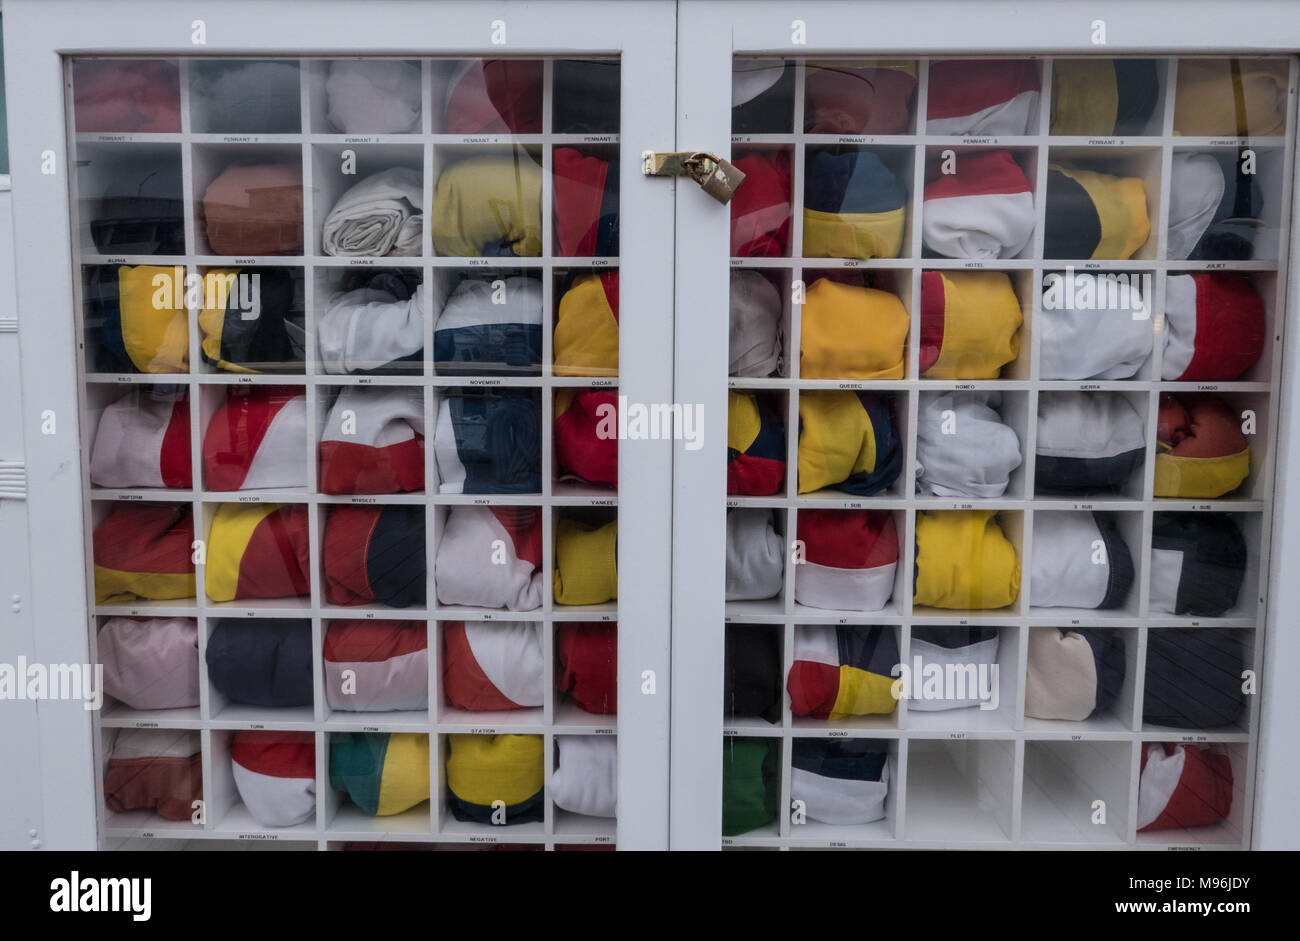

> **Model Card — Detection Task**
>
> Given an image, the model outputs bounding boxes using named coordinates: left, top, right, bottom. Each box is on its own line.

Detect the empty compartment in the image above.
left=903, top=738, right=1016, bottom=842
left=76, top=143, right=185, bottom=257
left=1021, top=740, right=1132, bottom=844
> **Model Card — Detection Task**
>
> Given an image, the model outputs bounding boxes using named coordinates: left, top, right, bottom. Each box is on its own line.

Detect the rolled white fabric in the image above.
left=1166, top=153, right=1225, bottom=261
left=1039, top=272, right=1153, bottom=380
left=725, top=508, right=784, bottom=601
left=552, top=735, right=617, bottom=818
left=915, top=391, right=1021, bottom=498
left=326, top=59, right=422, bottom=134
left=729, top=270, right=783, bottom=377
left=318, top=280, right=425, bottom=374
left=322, top=167, right=424, bottom=257
left=434, top=506, right=543, bottom=611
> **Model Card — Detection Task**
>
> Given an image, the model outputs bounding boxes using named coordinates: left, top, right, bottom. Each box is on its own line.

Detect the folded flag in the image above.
left=87, top=265, right=189, bottom=374
left=74, top=59, right=181, bottom=133
left=805, top=61, right=916, bottom=134
left=93, top=503, right=195, bottom=604
left=732, top=59, right=795, bottom=134
left=552, top=59, right=620, bottom=133
left=1150, top=513, right=1247, bottom=617
left=730, top=270, right=782, bottom=377
left=198, top=268, right=300, bottom=374
left=435, top=506, right=542, bottom=610
left=435, top=275, right=543, bottom=375
left=319, top=386, right=424, bottom=495
left=1030, top=511, right=1134, bottom=609
left=330, top=732, right=430, bottom=816
left=206, top=619, right=313, bottom=707
left=1035, top=392, right=1146, bottom=494
left=801, top=277, right=908, bottom=379
left=444, top=59, right=543, bottom=134
left=905, top=627, right=1000, bottom=711
left=923, top=149, right=1035, bottom=258
left=788, top=625, right=899, bottom=720
left=916, top=390, right=1021, bottom=498
left=914, top=510, right=1021, bottom=610
left=1144, top=629, right=1246, bottom=729
left=926, top=59, right=1040, bottom=135
left=318, top=273, right=424, bottom=375
left=730, top=150, right=792, bottom=257
left=103, top=729, right=201, bottom=821
left=554, top=272, right=619, bottom=377
left=203, top=387, right=307, bottom=491
left=797, top=390, right=901, bottom=495
left=90, top=388, right=191, bottom=488
left=725, top=508, right=784, bottom=602
left=1050, top=59, right=1160, bottom=135
left=323, top=504, right=426, bottom=608
left=1025, top=627, right=1126, bottom=721
left=206, top=503, right=310, bottom=602
left=442, top=620, right=544, bottom=711
left=1038, top=271, right=1152, bottom=380
left=552, top=736, right=617, bottom=818
left=1044, top=164, right=1150, bottom=259
left=189, top=60, right=301, bottom=133
left=90, top=160, right=185, bottom=256
left=1173, top=58, right=1289, bottom=137
left=322, top=168, right=423, bottom=257
left=554, top=517, right=618, bottom=606
left=230, top=731, right=316, bottom=827
left=920, top=270, right=1022, bottom=378
left=803, top=149, right=907, bottom=259
left=727, top=391, right=786, bottom=496
left=794, top=509, right=898, bottom=612
left=1137, top=742, right=1233, bottom=831
left=1155, top=394, right=1250, bottom=498
left=202, top=162, right=304, bottom=256
left=324, top=620, right=428, bottom=712
left=431, top=154, right=543, bottom=257
left=555, top=389, right=618, bottom=487
left=446, top=734, right=544, bottom=825
left=725, top=626, right=782, bottom=723
left=791, top=739, right=889, bottom=825
left=722, top=738, right=779, bottom=836
left=554, top=148, right=619, bottom=256
left=434, top=391, right=541, bottom=494
left=1167, top=152, right=1265, bottom=261
left=556, top=622, right=617, bottom=715
left=325, top=59, right=422, bottom=134
left=1162, top=273, right=1265, bottom=381
left=98, top=617, right=200, bottom=711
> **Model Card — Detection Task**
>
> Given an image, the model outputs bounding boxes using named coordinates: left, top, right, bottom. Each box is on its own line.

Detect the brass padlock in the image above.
left=684, top=152, right=746, bottom=204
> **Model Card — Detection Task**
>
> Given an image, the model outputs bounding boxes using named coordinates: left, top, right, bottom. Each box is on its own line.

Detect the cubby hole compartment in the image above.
left=788, top=625, right=902, bottom=733
left=80, top=265, right=189, bottom=377
left=1048, top=58, right=1172, bottom=138
left=723, top=623, right=784, bottom=732
left=721, top=735, right=783, bottom=841
left=324, top=730, right=432, bottom=834
left=552, top=619, right=617, bottom=729
left=723, top=506, right=788, bottom=620
left=316, top=501, right=428, bottom=618
left=430, top=143, right=544, bottom=258
left=726, top=388, right=789, bottom=499
left=551, top=506, right=619, bottom=615
left=95, top=614, right=202, bottom=723
left=75, top=143, right=185, bottom=259
left=914, top=389, right=1030, bottom=500
left=726, top=266, right=791, bottom=381
left=202, top=501, right=313, bottom=612
left=1036, top=267, right=1157, bottom=381
left=89, top=498, right=197, bottom=615
left=100, top=726, right=205, bottom=833
left=551, top=733, right=618, bottom=838
left=1148, top=509, right=1263, bottom=622
left=1030, top=389, right=1151, bottom=502
left=732, top=57, right=796, bottom=135
left=551, top=58, right=621, bottom=135
left=920, top=267, right=1035, bottom=381
left=435, top=618, right=546, bottom=729
left=315, top=382, right=426, bottom=497
left=194, top=266, right=307, bottom=375
left=800, top=59, right=920, bottom=137
left=551, top=385, right=618, bottom=498
left=730, top=144, right=794, bottom=260
left=802, top=144, right=915, bottom=261
left=792, top=390, right=907, bottom=500
left=1020, top=739, right=1132, bottom=844
left=1160, top=269, right=1280, bottom=385
left=71, top=57, right=183, bottom=136
left=1168, top=146, right=1285, bottom=262
left=201, top=614, right=315, bottom=724
left=430, top=386, right=542, bottom=495
left=429, top=503, right=544, bottom=618
left=924, top=59, right=1044, bottom=137
left=1140, top=628, right=1256, bottom=735
left=428, top=58, right=547, bottom=136
left=191, top=143, right=304, bottom=258
left=310, top=142, right=425, bottom=258
left=198, top=383, right=310, bottom=495
left=207, top=728, right=318, bottom=834
left=794, top=267, right=909, bottom=381
left=551, top=265, right=619, bottom=381
left=1172, top=58, right=1291, bottom=140
left=783, top=734, right=898, bottom=844
left=1134, top=741, right=1248, bottom=848
left=900, top=624, right=1019, bottom=732
left=312, top=265, right=424, bottom=377
left=438, top=733, right=546, bottom=838
left=303, top=59, right=425, bottom=135
left=1044, top=147, right=1162, bottom=261
left=83, top=382, right=193, bottom=494
left=920, top=146, right=1039, bottom=261
left=787, top=508, right=907, bottom=619
left=1027, top=509, right=1144, bottom=619
left=902, top=737, right=1016, bottom=843
left=321, top=619, right=431, bottom=725
left=1022, top=626, right=1140, bottom=734
left=188, top=59, right=303, bottom=135
left=432, top=267, right=546, bottom=377
left=910, top=509, right=1025, bottom=619
left=1153, top=390, right=1271, bottom=503
left=552, top=143, right=619, bottom=259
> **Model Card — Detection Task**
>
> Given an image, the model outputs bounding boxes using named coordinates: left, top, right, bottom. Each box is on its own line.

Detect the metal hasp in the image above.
left=642, top=150, right=746, bottom=204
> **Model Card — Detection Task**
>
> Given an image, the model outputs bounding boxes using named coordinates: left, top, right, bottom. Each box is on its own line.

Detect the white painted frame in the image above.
left=2, top=0, right=677, bottom=851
